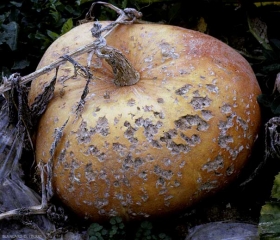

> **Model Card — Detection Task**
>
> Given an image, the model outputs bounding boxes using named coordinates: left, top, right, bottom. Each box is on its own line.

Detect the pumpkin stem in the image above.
left=96, top=46, right=140, bottom=87
left=91, top=19, right=141, bottom=87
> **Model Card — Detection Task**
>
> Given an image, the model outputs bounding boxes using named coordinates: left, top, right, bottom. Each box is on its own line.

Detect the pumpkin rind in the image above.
left=28, top=22, right=261, bottom=221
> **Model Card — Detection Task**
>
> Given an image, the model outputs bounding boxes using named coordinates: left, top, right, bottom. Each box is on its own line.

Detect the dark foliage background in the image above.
left=1, top=0, right=280, bottom=239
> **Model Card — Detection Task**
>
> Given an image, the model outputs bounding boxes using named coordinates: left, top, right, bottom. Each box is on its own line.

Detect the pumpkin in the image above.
left=28, top=21, right=261, bottom=221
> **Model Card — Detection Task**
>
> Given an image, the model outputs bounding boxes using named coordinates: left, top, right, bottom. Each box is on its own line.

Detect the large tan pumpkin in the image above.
left=28, top=21, right=261, bottom=221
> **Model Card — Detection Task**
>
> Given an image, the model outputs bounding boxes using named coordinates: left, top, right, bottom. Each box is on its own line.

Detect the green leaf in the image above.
left=141, top=221, right=153, bottom=230
left=119, top=222, right=125, bottom=229
left=109, top=228, right=117, bottom=237
left=10, top=1, right=22, bottom=7
left=88, top=223, right=104, bottom=236
left=158, top=233, right=171, bottom=240
left=0, top=21, right=18, bottom=50
left=12, top=59, right=30, bottom=70
left=110, top=217, right=117, bottom=225
left=262, top=63, right=280, bottom=74
left=79, top=0, right=93, bottom=4
left=122, top=0, right=128, bottom=8
left=61, top=18, right=73, bottom=34
left=33, top=32, right=48, bottom=40
left=64, top=5, right=75, bottom=14
left=115, top=216, right=122, bottom=223
left=257, top=94, right=280, bottom=115
left=271, top=39, right=280, bottom=50
left=47, top=30, right=59, bottom=40
left=259, top=172, right=280, bottom=239
left=50, top=8, right=61, bottom=22
left=89, top=237, right=98, bottom=240
left=272, top=173, right=280, bottom=200
left=101, top=228, right=108, bottom=236
left=92, top=223, right=104, bottom=232
left=259, top=202, right=280, bottom=238
left=0, top=14, right=5, bottom=24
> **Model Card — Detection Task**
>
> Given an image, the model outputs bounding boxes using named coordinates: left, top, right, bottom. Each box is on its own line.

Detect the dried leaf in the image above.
left=186, top=222, right=258, bottom=240
left=248, top=16, right=272, bottom=50
left=196, top=17, right=208, bottom=33
left=273, top=73, right=280, bottom=94
left=30, top=67, right=57, bottom=127
left=0, top=22, right=18, bottom=51
left=0, top=97, right=55, bottom=236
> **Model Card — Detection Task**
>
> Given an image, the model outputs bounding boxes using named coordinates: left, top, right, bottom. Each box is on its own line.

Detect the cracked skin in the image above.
left=28, top=21, right=261, bottom=221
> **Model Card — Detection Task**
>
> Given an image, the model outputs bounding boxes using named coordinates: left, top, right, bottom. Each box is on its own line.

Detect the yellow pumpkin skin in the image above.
left=28, top=22, right=261, bottom=221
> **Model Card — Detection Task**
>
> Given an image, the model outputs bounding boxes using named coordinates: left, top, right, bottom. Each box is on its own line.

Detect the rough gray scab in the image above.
left=94, top=198, right=109, bottom=209
left=142, top=105, right=153, bottom=112
left=218, top=114, right=235, bottom=133
left=70, top=158, right=81, bottom=169
left=206, top=84, right=219, bottom=93
left=156, top=177, right=166, bottom=188
left=163, top=158, right=171, bottom=166
left=141, top=194, right=149, bottom=202
left=58, top=148, right=66, bottom=163
left=127, top=98, right=136, bottom=106
left=69, top=160, right=81, bottom=184
left=221, top=104, right=232, bottom=114
left=135, top=117, right=163, bottom=140
left=85, top=145, right=106, bottom=162
left=134, top=157, right=144, bottom=168
left=236, top=116, right=248, bottom=131
left=139, top=171, right=148, bottom=181
left=218, top=135, right=234, bottom=148
left=160, top=42, right=179, bottom=60
left=94, top=116, right=110, bottom=136
left=201, top=110, right=214, bottom=121
left=199, top=180, right=218, bottom=192
left=76, top=121, right=93, bottom=144
left=98, top=170, right=108, bottom=181
left=174, top=180, right=180, bottom=187
left=124, top=121, right=138, bottom=143
left=114, top=181, right=120, bottom=187
left=157, top=98, right=164, bottom=103
left=226, top=165, right=234, bottom=176
left=190, top=96, right=212, bottom=110
left=146, top=153, right=154, bottom=162
left=202, top=155, right=224, bottom=172
left=122, top=153, right=144, bottom=171
left=175, top=84, right=192, bottom=95
left=154, top=165, right=173, bottom=180
left=229, top=145, right=244, bottom=159
left=153, top=111, right=165, bottom=119
left=114, top=117, right=120, bottom=125
left=159, top=188, right=167, bottom=195
left=113, top=142, right=127, bottom=155
left=84, top=163, right=97, bottom=182
left=76, top=117, right=109, bottom=144
left=160, top=131, right=191, bottom=154
left=151, top=139, right=162, bottom=148
left=175, top=114, right=209, bottom=131
left=180, top=133, right=201, bottom=146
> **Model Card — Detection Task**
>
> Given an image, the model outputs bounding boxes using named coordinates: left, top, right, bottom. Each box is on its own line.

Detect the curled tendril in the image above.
left=91, top=21, right=103, bottom=38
